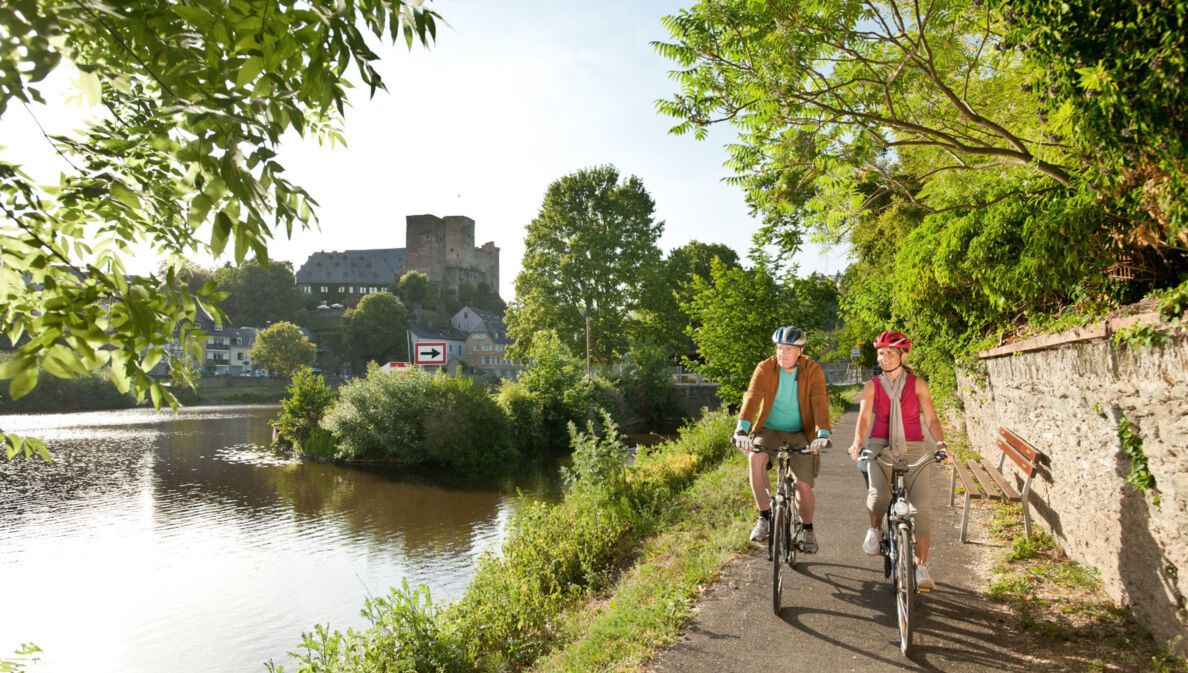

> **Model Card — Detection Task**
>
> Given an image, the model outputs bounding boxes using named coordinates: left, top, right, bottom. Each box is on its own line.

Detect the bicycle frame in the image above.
left=762, top=443, right=813, bottom=615
left=861, top=448, right=946, bottom=656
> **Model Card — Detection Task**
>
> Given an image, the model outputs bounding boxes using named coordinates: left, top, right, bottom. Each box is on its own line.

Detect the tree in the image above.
left=341, top=292, right=409, bottom=366
left=0, top=0, right=438, bottom=458
left=657, top=0, right=1186, bottom=404
left=517, top=330, right=607, bottom=452
left=683, top=256, right=838, bottom=403
left=250, top=322, right=315, bottom=377
left=396, top=271, right=432, bottom=308
left=632, top=240, right=742, bottom=360
left=655, top=0, right=1070, bottom=242
left=1001, top=0, right=1188, bottom=255
left=505, top=165, right=664, bottom=361
left=214, top=260, right=302, bottom=327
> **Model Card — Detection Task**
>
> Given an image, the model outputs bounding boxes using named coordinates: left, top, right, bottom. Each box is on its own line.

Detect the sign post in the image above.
left=414, top=342, right=447, bottom=366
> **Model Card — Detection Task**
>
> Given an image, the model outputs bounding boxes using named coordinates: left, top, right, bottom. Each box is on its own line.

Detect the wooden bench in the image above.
left=949, top=427, right=1042, bottom=542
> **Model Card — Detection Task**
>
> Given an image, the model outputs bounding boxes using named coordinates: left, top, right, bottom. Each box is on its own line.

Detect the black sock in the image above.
left=803, top=523, right=813, bottom=530
left=759, top=509, right=771, bottom=520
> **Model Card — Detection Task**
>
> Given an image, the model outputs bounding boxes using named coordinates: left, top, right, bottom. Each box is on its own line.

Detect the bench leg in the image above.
left=949, top=468, right=956, bottom=507
left=1022, top=500, right=1032, bottom=540
left=960, top=493, right=971, bottom=543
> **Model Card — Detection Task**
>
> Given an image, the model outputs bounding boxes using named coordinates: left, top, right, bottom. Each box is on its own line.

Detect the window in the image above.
left=302, top=286, right=311, bottom=294
left=482, top=344, right=492, bottom=352
left=471, top=346, right=478, bottom=353
left=237, top=352, right=244, bottom=361
left=320, top=286, right=328, bottom=293
left=482, top=357, right=490, bottom=365
left=495, top=345, right=503, bottom=352
left=475, top=333, right=487, bottom=339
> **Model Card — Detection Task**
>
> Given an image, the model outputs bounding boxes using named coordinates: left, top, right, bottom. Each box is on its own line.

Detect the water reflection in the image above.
left=0, top=406, right=562, bottom=673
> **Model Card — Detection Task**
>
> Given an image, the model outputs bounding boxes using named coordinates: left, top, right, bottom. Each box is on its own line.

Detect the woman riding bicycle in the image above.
left=846, top=330, right=952, bottom=589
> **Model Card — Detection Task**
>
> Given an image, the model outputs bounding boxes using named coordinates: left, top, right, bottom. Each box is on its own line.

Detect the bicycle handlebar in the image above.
left=751, top=443, right=816, bottom=455
left=858, top=448, right=948, bottom=469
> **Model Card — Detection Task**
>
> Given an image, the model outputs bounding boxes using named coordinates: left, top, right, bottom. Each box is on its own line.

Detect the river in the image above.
left=0, top=405, right=563, bottom=673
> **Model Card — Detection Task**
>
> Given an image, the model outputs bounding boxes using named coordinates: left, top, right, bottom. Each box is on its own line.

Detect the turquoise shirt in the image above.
left=737, top=364, right=831, bottom=438
left=763, top=368, right=803, bottom=432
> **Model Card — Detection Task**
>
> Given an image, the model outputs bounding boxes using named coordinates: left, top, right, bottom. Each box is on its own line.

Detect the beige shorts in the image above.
left=753, top=427, right=820, bottom=487
left=864, top=437, right=933, bottom=538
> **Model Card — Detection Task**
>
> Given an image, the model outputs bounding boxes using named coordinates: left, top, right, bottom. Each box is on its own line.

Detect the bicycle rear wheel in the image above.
left=771, top=500, right=788, bottom=615
left=895, top=525, right=915, bottom=656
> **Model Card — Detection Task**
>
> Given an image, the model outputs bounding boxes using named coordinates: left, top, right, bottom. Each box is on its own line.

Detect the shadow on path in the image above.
left=648, top=408, right=1037, bottom=673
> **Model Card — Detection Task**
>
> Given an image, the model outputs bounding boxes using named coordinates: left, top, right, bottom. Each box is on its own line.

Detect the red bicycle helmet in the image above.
left=873, top=330, right=911, bottom=352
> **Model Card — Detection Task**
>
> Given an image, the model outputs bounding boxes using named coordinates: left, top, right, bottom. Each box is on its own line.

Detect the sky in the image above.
left=3, top=0, right=850, bottom=301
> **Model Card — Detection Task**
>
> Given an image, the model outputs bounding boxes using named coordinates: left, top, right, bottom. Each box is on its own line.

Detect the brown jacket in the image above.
left=738, top=354, right=831, bottom=437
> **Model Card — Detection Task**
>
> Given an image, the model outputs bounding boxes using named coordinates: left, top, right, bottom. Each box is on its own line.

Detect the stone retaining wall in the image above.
left=957, top=312, right=1188, bottom=649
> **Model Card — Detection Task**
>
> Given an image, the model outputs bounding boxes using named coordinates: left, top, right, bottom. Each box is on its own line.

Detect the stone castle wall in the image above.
left=957, top=313, right=1188, bottom=649
left=404, top=214, right=499, bottom=294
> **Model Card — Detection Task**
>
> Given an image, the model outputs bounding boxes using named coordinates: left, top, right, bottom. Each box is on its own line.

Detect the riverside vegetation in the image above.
left=264, top=386, right=857, bottom=672
left=271, top=331, right=670, bottom=472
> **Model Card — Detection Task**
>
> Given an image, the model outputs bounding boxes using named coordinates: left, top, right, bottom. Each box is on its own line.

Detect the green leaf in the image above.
left=236, top=56, right=265, bottom=88
left=9, top=367, right=38, bottom=400
left=0, top=355, right=33, bottom=380
left=173, top=5, right=212, bottom=28
left=211, top=212, right=233, bottom=257
left=41, top=344, right=86, bottom=379
left=142, top=347, right=164, bottom=373
left=75, top=69, right=102, bottom=106
left=110, top=182, right=141, bottom=210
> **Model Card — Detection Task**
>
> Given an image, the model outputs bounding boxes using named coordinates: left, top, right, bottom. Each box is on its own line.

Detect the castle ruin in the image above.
left=295, top=214, right=500, bottom=300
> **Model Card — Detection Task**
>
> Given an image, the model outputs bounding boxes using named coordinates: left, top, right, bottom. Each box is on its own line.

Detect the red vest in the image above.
left=870, top=373, right=924, bottom=441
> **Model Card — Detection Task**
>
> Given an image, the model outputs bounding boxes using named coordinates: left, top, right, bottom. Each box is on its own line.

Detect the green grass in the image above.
left=982, top=504, right=1188, bottom=670
left=530, top=459, right=751, bottom=673
left=828, top=383, right=862, bottom=420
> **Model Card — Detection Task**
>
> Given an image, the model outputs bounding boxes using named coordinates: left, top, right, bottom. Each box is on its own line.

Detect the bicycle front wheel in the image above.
left=771, top=500, right=788, bottom=615
left=895, top=525, right=915, bottom=656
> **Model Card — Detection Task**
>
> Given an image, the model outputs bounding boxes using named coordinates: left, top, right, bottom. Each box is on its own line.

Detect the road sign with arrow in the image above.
left=414, top=342, right=447, bottom=365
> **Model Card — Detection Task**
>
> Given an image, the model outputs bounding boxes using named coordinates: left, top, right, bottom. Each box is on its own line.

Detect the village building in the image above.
left=294, top=215, right=499, bottom=305
left=451, top=306, right=523, bottom=380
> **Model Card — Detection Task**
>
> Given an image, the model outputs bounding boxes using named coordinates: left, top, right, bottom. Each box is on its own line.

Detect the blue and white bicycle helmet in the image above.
left=771, top=326, right=807, bottom=347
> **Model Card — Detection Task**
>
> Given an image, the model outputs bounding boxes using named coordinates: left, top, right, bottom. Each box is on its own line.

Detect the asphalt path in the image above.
left=648, top=408, right=1037, bottom=673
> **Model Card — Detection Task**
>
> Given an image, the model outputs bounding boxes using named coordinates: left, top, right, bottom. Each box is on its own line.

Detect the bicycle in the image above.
left=859, top=447, right=948, bottom=656
left=757, top=443, right=816, bottom=615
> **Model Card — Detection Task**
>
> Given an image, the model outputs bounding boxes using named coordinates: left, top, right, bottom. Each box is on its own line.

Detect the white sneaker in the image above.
left=916, top=563, right=935, bottom=591
left=750, top=516, right=770, bottom=542
left=862, top=527, right=880, bottom=555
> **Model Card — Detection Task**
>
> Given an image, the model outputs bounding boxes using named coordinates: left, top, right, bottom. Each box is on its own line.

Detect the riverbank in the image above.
left=270, top=386, right=859, bottom=672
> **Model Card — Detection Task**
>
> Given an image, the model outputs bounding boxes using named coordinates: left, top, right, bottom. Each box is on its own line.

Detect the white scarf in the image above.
left=879, top=372, right=908, bottom=460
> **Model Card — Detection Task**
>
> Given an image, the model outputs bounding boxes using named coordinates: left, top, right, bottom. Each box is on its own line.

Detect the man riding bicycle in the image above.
left=731, top=327, right=833, bottom=550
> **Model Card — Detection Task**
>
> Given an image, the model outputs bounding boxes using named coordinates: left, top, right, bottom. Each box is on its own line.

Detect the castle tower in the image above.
left=404, top=214, right=500, bottom=297
left=405, top=214, right=446, bottom=283
left=443, top=215, right=475, bottom=270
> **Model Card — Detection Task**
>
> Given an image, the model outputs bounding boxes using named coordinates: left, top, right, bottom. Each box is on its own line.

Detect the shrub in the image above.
left=0, top=355, right=136, bottom=413
left=517, top=331, right=618, bottom=451
left=495, top=379, right=548, bottom=457
left=273, top=368, right=336, bottom=452
left=264, top=581, right=465, bottom=673
left=322, top=364, right=515, bottom=472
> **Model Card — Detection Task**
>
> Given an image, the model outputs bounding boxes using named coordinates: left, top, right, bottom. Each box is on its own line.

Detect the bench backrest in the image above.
left=997, top=427, right=1039, bottom=477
